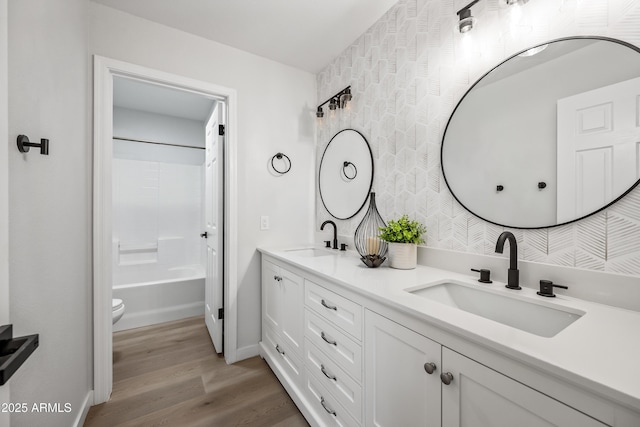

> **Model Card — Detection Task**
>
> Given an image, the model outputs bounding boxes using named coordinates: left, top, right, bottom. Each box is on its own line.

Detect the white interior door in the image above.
left=557, top=76, right=640, bottom=223
left=204, top=104, right=224, bottom=353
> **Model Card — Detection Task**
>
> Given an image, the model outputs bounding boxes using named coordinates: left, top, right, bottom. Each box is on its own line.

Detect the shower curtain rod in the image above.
left=113, top=136, right=205, bottom=150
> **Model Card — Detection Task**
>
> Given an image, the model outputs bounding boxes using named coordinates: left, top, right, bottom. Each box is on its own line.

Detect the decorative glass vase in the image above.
left=354, top=192, right=388, bottom=267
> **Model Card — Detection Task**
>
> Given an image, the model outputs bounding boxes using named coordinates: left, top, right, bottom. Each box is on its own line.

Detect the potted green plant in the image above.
left=378, top=214, right=427, bottom=269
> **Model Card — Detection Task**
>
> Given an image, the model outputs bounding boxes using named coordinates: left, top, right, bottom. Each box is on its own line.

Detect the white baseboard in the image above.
left=235, top=343, right=260, bottom=361
left=73, top=390, right=93, bottom=427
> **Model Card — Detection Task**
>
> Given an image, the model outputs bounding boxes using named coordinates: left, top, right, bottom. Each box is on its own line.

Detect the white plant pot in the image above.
left=388, top=242, right=417, bottom=270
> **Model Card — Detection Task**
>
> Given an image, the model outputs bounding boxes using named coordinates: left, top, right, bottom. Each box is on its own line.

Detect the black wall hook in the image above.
left=17, top=135, right=49, bottom=155
left=271, top=152, right=291, bottom=174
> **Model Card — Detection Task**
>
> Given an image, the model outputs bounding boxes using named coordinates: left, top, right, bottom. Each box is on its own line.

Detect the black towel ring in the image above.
left=342, top=161, right=357, bottom=180
left=271, top=152, right=291, bottom=174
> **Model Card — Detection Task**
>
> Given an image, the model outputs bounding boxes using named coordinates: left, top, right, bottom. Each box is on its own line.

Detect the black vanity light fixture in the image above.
left=316, top=86, right=352, bottom=118
left=457, top=0, right=480, bottom=34
left=17, top=134, right=49, bottom=155
left=457, top=0, right=530, bottom=33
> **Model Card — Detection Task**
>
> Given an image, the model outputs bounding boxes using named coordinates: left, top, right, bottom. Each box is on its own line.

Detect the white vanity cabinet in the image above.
left=261, top=259, right=304, bottom=388
left=364, top=309, right=441, bottom=427
left=440, top=347, right=606, bottom=427
left=365, top=310, right=606, bottom=427
left=259, top=252, right=640, bottom=427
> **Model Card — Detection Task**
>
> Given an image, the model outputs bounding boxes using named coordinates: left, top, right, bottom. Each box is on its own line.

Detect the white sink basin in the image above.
left=407, top=281, right=584, bottom=337
left=284, top=248, right=335, bottom=258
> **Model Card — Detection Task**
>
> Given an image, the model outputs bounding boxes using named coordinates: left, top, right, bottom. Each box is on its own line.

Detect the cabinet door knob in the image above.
left=320, top=397, right=337, bottom=417
left=423, top=362, right=437, bottom=374
left=321, top=364, right=337, bottom=381
left=320, top=331, right=337, bottom=346
left=440, top=372, right=454, bottom=385
left=321, top=299, right=337, bottom=311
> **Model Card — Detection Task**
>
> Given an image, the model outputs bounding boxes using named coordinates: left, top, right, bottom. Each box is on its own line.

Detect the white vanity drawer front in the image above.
left=263, top=324, right=302, bottom=388
left=304, top=368, right=361, bottom=427
left=305, top=280, right=363, bottom=341
left=305, top=339, right=362, bottom=423
left=305, top=309, right=362, bottom=382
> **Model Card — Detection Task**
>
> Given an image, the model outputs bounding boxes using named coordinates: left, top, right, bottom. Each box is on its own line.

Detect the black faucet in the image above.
left=495, top=231, right=521, bottom=290
left=321, top=220, right=338, bottom=250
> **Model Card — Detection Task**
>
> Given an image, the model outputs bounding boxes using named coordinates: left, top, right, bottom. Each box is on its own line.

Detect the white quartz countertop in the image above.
left=258, top=245, right=640, bottom=413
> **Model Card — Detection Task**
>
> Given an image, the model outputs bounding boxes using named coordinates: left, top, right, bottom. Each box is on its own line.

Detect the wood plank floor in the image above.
left=84, top=317, right=309, bottom=427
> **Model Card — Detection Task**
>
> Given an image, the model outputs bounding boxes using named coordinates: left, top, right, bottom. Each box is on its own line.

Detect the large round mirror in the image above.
left=319, top=129, right=374, bottom=219
left=442, top=37, right=640, bottom=229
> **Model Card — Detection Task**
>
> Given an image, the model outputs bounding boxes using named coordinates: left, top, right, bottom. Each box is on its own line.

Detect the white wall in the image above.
left=7, top=0, right=91, bottom=426
left=89, top=3, right=317, bottom=352
left=317, top=0, right=640, bottom=277
left=0, top=1, right=10, bottom=425
left=0, top=0, right=8, bottom=325
left=113, top=106, right=206, bottom=148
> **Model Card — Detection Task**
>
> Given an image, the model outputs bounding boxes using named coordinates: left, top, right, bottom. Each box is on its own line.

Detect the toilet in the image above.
left=112, top=298, right=125, bottom=325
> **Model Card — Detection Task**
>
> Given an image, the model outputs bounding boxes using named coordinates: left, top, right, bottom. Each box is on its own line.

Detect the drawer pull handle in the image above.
left=320, top=331, right=337, bottom=346
left=275, top=344, right=285, bottom=356
left=440, top=372, right=454, bottom=385
left=320, top=364, right=337, bottom=381
left=321, top=299, right=338, bottom=311
left=320, top=397, right=337, bottom=417
left=424, top=362, right=437, bottom=375
left=273, top=275, right=282, bottom=281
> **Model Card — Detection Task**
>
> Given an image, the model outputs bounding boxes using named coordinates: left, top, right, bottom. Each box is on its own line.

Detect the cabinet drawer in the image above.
left=304, top=368, right=361, bottom=427
left=305, top=339, right=362, bottom=423
left=305, top=280, right=363, bottom=341
left=305, top=309, right=362, bottom=382
left=262, top=325, right=303, bottom=388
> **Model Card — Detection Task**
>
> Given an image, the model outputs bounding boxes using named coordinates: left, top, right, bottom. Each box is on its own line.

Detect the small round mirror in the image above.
left=319, top=129, right=374, bottom=220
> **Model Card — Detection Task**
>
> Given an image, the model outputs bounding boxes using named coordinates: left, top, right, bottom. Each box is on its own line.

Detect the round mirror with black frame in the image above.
left=319, top=129, right=374, bottom=220
left=441, top=36, right=640, bottom=229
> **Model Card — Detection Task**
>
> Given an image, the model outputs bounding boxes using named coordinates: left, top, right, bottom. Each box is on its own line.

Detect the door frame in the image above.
left=92, top=55, right=239, bottom=404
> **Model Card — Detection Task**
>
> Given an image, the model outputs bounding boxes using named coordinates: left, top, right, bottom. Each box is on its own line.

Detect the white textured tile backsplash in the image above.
left=317, top=0, right=640, bottom=276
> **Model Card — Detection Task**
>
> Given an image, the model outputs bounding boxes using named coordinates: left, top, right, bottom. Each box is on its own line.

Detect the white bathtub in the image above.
left=113, top=264, right=205, bottom=332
